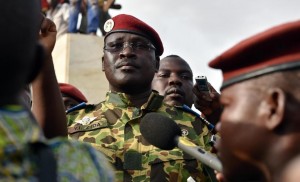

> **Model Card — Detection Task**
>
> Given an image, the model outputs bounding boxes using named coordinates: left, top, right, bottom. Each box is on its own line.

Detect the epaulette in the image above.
left=176, top=105, right=215, bottom=132
left=66, top=102, right=96, bottom=114
left=143, top=91, right=164, bottom=112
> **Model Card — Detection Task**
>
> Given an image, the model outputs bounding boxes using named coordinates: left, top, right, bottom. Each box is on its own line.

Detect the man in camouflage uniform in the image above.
left=67, top=14, right=216, bottom=181
left=151, top=55, right=222, bottom=126
left=0, top=1, right=114, bottom=181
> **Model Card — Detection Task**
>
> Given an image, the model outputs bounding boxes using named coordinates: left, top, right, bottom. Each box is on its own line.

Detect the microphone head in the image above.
left=140, top=112, right=182, bottom=150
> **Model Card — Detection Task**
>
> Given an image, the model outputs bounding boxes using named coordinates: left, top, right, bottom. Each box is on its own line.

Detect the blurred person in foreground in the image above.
left=209, top=20, right=300, bottom=182
left=0, top=1, right=114, bottom=181
left=279, top=155, right=300, bottom=182
left=67, top=14, right=216, bottom=181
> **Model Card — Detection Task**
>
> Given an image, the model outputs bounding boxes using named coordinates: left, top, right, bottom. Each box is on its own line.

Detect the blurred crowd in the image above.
left=40, top=0, right=121, bottom=38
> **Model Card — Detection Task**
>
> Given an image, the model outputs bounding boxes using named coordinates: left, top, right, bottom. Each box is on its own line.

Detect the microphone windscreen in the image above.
left=140, top=112, right=182, bottom=150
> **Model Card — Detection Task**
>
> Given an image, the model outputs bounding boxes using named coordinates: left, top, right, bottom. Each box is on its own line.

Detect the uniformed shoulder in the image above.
left=66, top=102, right=105, bottom=126
left=175, top=105, right=200, bottom=118
left=66, top=102, right=96, bottom=114
left=158, top=103, right=196, bottom=121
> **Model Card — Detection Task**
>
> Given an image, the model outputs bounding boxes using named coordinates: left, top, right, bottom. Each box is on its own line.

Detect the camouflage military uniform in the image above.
left=0, top=105, right=114, bottom=181
left=67, top=91, right=215, bottom=182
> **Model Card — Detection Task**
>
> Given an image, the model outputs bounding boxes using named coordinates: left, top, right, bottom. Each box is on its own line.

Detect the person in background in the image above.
left=79, top=0, right=121, bottom=35
left=0, top=1, right=114, bottom=181
left=152, top=55, right=194, bottom=108
left=46, top=0, right=70, bottom=39
left=67, top=14, right=216, bottom=181
left=98, top=0, right=121, bottom=36
left=59, top=82, right=88, bottom=110
left=152, top=55, right=222, bottom=125
left=41, top=0, right=49, bottom=14
left=68, top=0, right=99, bottom=35
left=209, top=20, right=300, bottom=182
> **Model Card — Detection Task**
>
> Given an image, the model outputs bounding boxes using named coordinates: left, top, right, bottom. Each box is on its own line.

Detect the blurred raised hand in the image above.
left=39, top=14, right=57, bottom=55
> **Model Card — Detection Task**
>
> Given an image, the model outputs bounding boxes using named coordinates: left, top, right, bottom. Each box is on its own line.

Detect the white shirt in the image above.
left=46, top=3, right=70, bottom=39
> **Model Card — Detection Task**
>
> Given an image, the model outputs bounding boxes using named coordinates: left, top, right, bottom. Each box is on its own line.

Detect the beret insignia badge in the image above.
left=104, top=19, right=114, bottom=32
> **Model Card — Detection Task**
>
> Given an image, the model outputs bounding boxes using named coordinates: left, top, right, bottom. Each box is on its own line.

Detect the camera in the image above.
left=195, top=76, right=209, bottom=92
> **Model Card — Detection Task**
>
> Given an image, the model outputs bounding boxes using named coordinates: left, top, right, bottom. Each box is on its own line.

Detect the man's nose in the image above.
left=169, top=74, right=182, bottom=85
left=119, top=43, right=136, bottom=57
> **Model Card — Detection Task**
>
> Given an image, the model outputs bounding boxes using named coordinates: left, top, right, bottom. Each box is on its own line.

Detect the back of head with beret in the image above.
left=209, top=20, right=300, bottom=90
left=103, top=14, right=164, bottom=56
left=59, top=83, right=88, bottom=103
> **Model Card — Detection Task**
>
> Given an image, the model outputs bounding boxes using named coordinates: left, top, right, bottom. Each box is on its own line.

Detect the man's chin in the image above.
left=220, top=152, right=267, bottom=182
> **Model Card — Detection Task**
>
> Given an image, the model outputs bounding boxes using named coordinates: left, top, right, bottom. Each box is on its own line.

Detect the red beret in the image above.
left=209, top=20, right=300, bottom=90
left=103, top=14, right=164, bottom=56
left=59, top=83, right=88, bottom=103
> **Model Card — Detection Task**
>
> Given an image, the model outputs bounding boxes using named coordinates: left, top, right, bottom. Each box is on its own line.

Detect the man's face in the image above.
left=102, top=32, right=158, bottom=94
left=152, top=57, right=194, bottom=107
left=216, top=82, right=270, bottom=181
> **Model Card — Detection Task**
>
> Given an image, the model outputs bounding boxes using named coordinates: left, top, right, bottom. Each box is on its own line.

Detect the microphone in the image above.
left=140, top=112, right=222, bottom=172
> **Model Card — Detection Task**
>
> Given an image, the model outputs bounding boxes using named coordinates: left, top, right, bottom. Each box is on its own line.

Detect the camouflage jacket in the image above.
left=67, top=91, right=216, bottom=182
left=0, top=105, right=114, bottom=181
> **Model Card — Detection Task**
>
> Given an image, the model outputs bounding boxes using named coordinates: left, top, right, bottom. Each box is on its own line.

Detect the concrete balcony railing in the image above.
left=52, top=33, right=109, bottom=104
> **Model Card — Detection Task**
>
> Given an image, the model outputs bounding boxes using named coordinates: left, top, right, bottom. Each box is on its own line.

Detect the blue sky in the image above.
left=109, top=0, right=300, bottom=90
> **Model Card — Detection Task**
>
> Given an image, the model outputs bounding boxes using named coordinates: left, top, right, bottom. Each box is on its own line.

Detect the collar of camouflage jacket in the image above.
left=105, top=91, right=164, bottom=111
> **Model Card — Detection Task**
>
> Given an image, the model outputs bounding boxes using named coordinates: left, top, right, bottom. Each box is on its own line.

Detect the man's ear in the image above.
left=27, top=43, right=45, bottom=83
left=101, top=56, right=105, bottom=71
left=264, top=88, right=285, bottom=130
left=155, top=56, right=160, bottom=72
